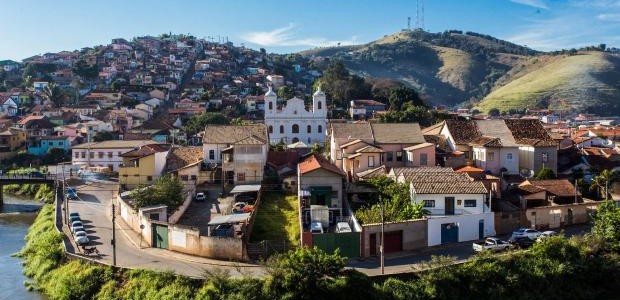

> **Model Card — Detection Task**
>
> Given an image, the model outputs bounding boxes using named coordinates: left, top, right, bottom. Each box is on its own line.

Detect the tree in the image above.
left=488, top=108, right=500, bottom=117
left=131, top=174, right=184, bottom=212
left=534, top=167, right=556, bottom=180
left=72, top=59, right=99, bottom=79
left=592, top=200, right=620, bottom=249
left=264, top=247, right=348, bottom=300
left=388, top=86, right=424, bottom=111
left=42, top=83, right=65, bottom=108
left=184, top=112, right=230, bottom=135
left=111, top=79, right=126, bottom=92
left=277, top=86, right=294, bottom=100
left=92, top=131, right=115, bottom=142
left=591, top=169, right=617, bottom=199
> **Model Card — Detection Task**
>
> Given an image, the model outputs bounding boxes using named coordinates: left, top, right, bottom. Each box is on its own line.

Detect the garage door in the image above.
left=384, top=230, right=403, bottom=253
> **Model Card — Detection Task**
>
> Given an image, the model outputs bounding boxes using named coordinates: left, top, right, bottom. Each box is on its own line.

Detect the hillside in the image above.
left=301, top=30, right=620, bottom=115
left=476, top=52, right=620, bottom=115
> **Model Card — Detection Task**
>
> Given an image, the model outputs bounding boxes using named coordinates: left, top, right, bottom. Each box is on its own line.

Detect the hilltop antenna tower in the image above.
left=407, top=17, right=411, bottom=30
left=416, top=0, right=425, bottom=30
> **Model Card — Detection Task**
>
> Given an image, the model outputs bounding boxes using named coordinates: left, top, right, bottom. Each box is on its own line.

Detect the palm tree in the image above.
left=42, top=83, right=64, bottom=108
left=591, top=169, right=618, bottom=200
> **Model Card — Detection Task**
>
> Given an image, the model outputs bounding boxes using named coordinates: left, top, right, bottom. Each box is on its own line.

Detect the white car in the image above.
left=71, top=221, right=84, bottom=232
left=473, top=237, right=513, bottom=252
left=74, top=230, right=88, bottom=238
left=537, top=230, right=558, bottom=241
left=310, top=222, right=324, bottom=234
left=75, top=235, right=90, bottom=246
left=195, top=192, right=206, bottom=202
left=510, top=228, right=541, bottom=241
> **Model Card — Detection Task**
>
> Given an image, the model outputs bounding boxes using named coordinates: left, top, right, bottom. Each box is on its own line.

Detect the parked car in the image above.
left=69, top=212, right=80, bottom=218
left=69, top=215, right=81, bottom=223
left=71, top=221, right=84, bottom=233
left=74, top=230, right=87, bottom=239
left=75, top=235, right=90, bottom=246
left=310, top=222, right=324, bottom=234
left=336, top=222, right=352, bottom=233
left=66, top=187, right=78, bottom=200
left=213, top=224, right=233, bottom=237
left=510, top=228, right=541, bottom=241
left=473, top=237, right=513, bottom=252
left=232, top=202, right=255, bottom=213
left=510, top=236, right=536, bottom=249
left=536, top=230, right=558, bottom=242
left=195, top=192, right=206, bottom=202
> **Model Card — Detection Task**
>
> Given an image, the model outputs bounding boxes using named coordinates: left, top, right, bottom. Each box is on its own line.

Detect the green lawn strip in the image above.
left=250, top=192, right=300, bottom=246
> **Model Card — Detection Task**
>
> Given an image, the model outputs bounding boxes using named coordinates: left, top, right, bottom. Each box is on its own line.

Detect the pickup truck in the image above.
left=473, top=237, right=513, bottom=252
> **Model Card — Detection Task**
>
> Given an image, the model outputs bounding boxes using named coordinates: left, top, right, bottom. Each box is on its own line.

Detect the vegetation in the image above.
left=591, top=169, right=618, bottom=200
left=72, top=59, right=99, bottom=80
left=131, top=174, right=184, bottom=212
left=313, top=61, right=371, bottom=108
left=377, top=102, right=450, bottom=127
left=18, top=199, right=620, bottom=299
left=184, top=112, right=230, bottom=135
left=92, top=131, right=116, bottom=142
left=42, top=82, right=66, bottom=108
left=355, top=176, right=427, bottom=224
left=250, top=192, right=300, bottom=246
left=534, top=167, right=556, bottom=180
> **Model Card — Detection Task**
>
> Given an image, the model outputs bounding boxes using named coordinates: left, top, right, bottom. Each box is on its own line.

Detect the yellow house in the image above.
left=119, top=144, right=171, bottom=188
left=0, top=128, right=27, bottom=152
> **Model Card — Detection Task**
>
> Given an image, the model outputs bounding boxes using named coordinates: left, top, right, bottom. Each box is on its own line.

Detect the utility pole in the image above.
left=575, top=179, right=578, bottom=204
left=380, top=198, right=385, bottom=275
left=112, top=203, right=117, bottom=267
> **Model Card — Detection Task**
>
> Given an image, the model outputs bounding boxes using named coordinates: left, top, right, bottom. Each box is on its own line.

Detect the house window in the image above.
left=420, top=153, right=428, bottom=166
left=181, top=175, right=189, bottom=181
left=279, top=125, right=284, bottom=134
left=268, top=125, right=273, bottom=134
left=237, top=173, right=246, bottom=181
left=318, top=101, right=322, bottom=109
left=191, top=175, right=197, bottom=181
left=318, top=125, right=322, bottom=133
left=89, top=152, right=94, bottom=159
left=81, top=152, right=85, bottom=158
left=507, top=153, right=513, bottom=160
left=108, top=152, right=113, bottom=158
left=292, top=124, right=299, bottom=133
left=209, top=150, right=215, bottom=160
left=307, top=125, right=312, bottom=133
left=74, top=152, right=79, bottom=158
left=488, top=152, right=495, bottom=161
left=336, top=151, right=342, bottom=160
left=147, top=176, right=153, bottom=181
left=386, top=152, right=393, bottom=162
left=423, top=200, right=435, bottom=207
left=98, top=152, right=104, bottom=158
left=396, top=151, right=403, bottom=162
left=268, top=102, right=273, bottom=110
left=464, top=200, right=477, bottom=207
left=118, top=152, right=122, bottom=156
left=368, top=156, right=375, bottom=167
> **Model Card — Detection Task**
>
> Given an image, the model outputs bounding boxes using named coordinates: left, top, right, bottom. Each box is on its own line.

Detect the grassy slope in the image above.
left=250, top=192, right=300, bottom=246
left=476, top=51, right=620, bottom=114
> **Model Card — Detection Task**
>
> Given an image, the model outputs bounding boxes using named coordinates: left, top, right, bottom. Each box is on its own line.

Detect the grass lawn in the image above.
left=250, top=192, right=300, bottom=246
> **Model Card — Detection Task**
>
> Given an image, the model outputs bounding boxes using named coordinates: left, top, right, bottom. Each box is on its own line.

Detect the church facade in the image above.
left=264, top=87, right=327, bottom=145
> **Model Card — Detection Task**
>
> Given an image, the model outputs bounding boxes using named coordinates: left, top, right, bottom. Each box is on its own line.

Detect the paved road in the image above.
left=349, top=224, right=591, bottom=276
left=65, top=179, right=263, bottom=278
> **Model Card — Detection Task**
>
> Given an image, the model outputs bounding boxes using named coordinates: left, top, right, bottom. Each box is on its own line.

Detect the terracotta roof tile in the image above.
left=299, top=154, right=344, bottom=176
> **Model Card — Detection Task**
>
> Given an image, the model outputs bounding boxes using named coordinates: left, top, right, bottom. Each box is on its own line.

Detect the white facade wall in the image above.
left=427, top=212, right=495, bottom=246
left=72, top=147, right=136, bottom=171
left=154, top=151, right=168, bottom=175
left=411, top=191, right=488, bottom=215
left=203, top=143, right=227, bottom=163
left=264, top=89, right=327, bottom=145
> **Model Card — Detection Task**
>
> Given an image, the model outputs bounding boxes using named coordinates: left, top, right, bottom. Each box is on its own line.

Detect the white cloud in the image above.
left=598, top=13, right=620, bottom=21
left=570, top=0, right=620, bottom=8
left=241, top=23, right=358, bottom=48
left=510, top=0, right=549, bottom=9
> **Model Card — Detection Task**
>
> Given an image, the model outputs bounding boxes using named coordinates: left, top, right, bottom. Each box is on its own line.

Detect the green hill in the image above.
left=300, top=30, right=620, bottom=115
left=476, top=52, right=620, bottom=115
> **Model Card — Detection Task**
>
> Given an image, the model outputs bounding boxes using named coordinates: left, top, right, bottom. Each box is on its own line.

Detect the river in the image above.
left=0, top=196, right=46, bottom=300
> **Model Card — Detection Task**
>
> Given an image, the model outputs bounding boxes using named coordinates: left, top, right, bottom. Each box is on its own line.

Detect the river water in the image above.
left=0, top=196, right=46, bottom=300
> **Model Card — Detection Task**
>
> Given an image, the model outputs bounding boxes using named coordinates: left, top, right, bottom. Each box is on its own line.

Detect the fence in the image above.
left=246, top=240, right=292, bottom=260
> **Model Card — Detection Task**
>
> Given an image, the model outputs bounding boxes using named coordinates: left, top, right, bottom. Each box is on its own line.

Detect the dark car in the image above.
left=66, top=187, right=78, bottom=200
left=29, top=171, right=45, bottom=178
left=510, top=236, right=535, bottom=249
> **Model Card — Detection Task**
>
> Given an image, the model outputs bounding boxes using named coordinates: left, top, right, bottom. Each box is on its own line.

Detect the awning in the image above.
left=230, top=184, right=262, bottom=194
left=208, top=213, right=251, bottom=225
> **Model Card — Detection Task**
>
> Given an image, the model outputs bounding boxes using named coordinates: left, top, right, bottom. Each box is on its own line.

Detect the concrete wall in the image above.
left=494, top=211, right=522, bottom=235
left=427, top=212, right=495, bottom=246
left=361, top=219, right=427, bottom=258
left=524, top=202, right=600, bottom=229
left=411, top=191, right=487, bottom=215
left=168, top=224, right=244, bottom=260
left=519, top=146, right=558, bottom=175
left=168, top=188, right=195, bottom=224
left=405, top=144, right=436, bottom=167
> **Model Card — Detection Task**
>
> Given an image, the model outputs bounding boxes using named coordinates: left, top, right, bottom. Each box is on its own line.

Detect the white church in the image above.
left=264, top=86, right=327, bottom=145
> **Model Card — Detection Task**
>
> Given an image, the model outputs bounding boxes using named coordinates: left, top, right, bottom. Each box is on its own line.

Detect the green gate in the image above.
left=313, top=232, right=360, bottom=258
left=152, top=223, right=168, bottom=249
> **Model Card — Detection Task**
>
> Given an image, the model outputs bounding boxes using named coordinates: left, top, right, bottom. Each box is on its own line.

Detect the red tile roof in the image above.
left=299, top=154, right=344, bottom=176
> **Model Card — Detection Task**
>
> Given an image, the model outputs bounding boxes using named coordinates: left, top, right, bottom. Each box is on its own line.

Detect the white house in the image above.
left=203, top=125, right=269, bottom=184
left=391, top=167, right=494, bottom=246
left=71, top=140, right=156, bottom=172
left=264, top=86, right=327, bottom=145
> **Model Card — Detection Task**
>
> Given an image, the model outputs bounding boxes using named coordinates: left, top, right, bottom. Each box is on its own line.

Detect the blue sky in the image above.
left=1, top=0, right=619, bottom=61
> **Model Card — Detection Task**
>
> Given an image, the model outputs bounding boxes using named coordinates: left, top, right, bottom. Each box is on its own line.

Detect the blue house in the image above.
left=28, top=136, right=70, bottom=156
